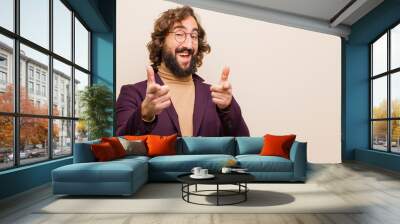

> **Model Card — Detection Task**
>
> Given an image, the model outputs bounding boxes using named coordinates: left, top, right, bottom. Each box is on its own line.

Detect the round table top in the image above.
left=177, top=172, right=255, bottom=185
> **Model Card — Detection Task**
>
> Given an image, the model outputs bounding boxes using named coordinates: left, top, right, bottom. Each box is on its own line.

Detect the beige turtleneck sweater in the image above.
left=157, top=63, right=195, bottom=136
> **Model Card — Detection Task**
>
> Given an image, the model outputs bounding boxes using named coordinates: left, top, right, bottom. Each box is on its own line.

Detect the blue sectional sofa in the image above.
left=52, top=137, right=307, bottom=196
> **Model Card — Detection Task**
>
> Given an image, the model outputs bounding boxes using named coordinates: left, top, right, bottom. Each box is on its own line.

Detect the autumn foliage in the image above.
left=0, top=84, right=59, bottom=150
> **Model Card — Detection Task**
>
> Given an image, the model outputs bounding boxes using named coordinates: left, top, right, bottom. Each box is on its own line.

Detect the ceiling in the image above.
left=168, top=0, right=384, bottom=38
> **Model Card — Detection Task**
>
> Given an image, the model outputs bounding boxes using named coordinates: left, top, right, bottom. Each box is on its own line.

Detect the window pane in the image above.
left=0, top=116, right=13, bottom=170
left=20, top=0, right=49, bottom=49
left=20, top=44, right=49, bottom=115
left=0, top=34, right=14, bottom=112
left=372, top=33, right=387, bottom=76
left=0, top=0, right=14, bottom=31
left=372, top=121, right=388, bottom=151
left=372, top=77, right=387, bottom=119
left=74, top=69, right=89, bottom=118
left=392, top=24, right=400, bottom=70
left=53, top=119, right=72, bottom=157
left=391, top=72, right=400, bottom=117
left=75, top=120, right=88, bottom=143
left=20, top=117, right=49, bottom=165
left=53, top=59, right=72, bottom=117
left=391, top=120, right=400, bottom=153
left=75, top=17, right=89, bottom=69
left=53, top=0, right=72, bottom=60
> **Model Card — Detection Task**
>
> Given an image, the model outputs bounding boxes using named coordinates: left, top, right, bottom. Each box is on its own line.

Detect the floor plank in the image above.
left=1, top=161, right=400, bottom=224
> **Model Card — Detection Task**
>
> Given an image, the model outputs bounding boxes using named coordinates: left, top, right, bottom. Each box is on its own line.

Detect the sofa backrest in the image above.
left=235, top=137, right=263, bottom=155
left=73, top=139, right=100, bottom=163
left=178, top=137, right=236, bottom=155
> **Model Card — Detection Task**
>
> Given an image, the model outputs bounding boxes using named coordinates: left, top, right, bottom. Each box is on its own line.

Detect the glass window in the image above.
left=28, top=67, right=34, bottom=79
left=53, top=0, right=72, bottom=60
left=20, top=44, right=49, bottom=115
left=0, top=0, right=92, bottom=170
left=0, top=116, right=14, bottom=170
left=391, top=72, right=400, bottom=117
left=371, top=24, right=400, bottom=154
left=0, top=54, right=7, bottom=67
left=28, top=81, right=33, bottom=93
left=372, top=33, right=387, bottom=76
left=53, top=59, right=71, bottom=116
left=20, top=0, right=49, bottom=49
left=0, top=34, right=14, bottom=113
left=74, top=69, right=89, bottom=118
left=391, top=120, right=400, bottom=153
left=53, top=119, right=72, bottom=158
left=19, top=117, right=49, bottom=165
left=74, top=18, right=89, bottom=70
left=372, top=121, right=388, bottom=151
left=372, top=77, right=387, bottom=119
left=392, top=24, right=400, bottom=70
left=36, top=83, right=40, bottom=95
left=75, top=120, right=88, bottom=143
left=0, top=0, right=14, bottom=31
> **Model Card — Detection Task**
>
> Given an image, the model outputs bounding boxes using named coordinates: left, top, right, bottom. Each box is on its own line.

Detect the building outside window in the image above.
left=0, top=0, right=91, bottom=170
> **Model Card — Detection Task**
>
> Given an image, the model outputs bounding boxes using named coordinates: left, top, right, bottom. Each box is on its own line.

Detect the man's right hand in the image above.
left=141, top=66, right=171, bottom=122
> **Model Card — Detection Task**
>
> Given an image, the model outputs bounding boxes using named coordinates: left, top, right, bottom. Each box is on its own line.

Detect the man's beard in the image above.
left=162, top=47, right=197, bottom=78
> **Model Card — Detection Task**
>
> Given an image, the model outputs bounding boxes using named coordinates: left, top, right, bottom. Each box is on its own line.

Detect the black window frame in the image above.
left=370, top=20, right=400, bottom=154
left=0, top=0, right=92, bottom=171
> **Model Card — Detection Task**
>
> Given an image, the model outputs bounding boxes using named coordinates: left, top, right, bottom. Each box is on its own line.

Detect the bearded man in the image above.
left=116, top=6, right=249, bottom=137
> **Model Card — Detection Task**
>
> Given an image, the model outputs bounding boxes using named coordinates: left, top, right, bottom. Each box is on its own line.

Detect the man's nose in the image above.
left=181, top=34, right=193, bottom=48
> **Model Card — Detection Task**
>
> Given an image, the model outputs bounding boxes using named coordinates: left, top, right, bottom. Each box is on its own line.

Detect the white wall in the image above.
left=117, top=0, right=341, bottom=163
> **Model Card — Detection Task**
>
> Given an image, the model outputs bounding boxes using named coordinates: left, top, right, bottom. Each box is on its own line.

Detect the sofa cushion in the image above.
left=180, top=137, right=235, bottom=155
left=52, top=158, right=147, bottom=183
left=148, top=154, right=235, bottom=172
left=74, top=139, right=100, bottom=163
left=101, top=137, right=127, bottom=158
left=118, top=137, right=147, bottom=156
left=236, top=155, right=293, bottom=172
left=235, top=137, right=263, bottom=155
left=260, top=134, right=296, bottom=159
left=147, top=134, right=177, bottom=157
left=90, top=142, right=118, bottom=162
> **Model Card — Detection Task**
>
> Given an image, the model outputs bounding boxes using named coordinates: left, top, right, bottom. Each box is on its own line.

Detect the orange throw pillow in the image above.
left=260, top=134, right=296, bottom=159
left=146, top=134, right=177, bottom=157
left=101, top=137, right=126, bottom=158
left=124, top=135, right=148, bottom=142
left=91, top=142, right=117, bottom=161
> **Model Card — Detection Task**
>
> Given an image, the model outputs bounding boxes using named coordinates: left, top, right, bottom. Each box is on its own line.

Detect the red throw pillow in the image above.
left=124, top=135, right=148, bottom=142
left=91, top=142, right=118, bottom=161
left=260, top=134, right=296, bottom=159
left=101, top=137, right=126, bottom=158
left=146, top=134, right=177, bottom=157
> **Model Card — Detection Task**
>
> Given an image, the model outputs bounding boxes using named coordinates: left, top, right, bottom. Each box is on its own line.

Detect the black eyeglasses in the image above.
left=169, top=30, right=199, bottom=43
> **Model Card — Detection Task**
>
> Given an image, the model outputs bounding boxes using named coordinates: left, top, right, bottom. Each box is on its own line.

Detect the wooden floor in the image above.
left=1, top=162, right=400, bottom=224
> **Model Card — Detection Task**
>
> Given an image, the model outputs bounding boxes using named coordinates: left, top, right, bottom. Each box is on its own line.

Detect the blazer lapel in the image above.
left=192, top=76, right=208, bottom=136
left=154, top=73, right=181, bottom=136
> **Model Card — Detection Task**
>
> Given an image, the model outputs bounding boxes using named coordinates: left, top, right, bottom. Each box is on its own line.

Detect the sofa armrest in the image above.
left=289, top=141, right=307, bottom=181
left=73, top=140, right=100, bottom=163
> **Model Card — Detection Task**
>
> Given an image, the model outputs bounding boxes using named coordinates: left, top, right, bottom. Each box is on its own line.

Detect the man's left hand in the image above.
left=210, top=66, right=232, bottom=110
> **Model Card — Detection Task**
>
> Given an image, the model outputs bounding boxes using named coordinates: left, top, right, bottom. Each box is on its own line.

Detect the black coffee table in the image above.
left=177, top=172, right=255, bottom=206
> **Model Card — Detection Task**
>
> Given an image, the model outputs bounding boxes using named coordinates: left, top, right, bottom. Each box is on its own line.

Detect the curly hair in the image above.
left=147, top=6, right=211, bottom=68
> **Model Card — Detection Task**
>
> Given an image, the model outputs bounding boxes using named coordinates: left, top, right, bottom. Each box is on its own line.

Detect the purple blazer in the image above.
left=116, top=73, right=249, bottom=137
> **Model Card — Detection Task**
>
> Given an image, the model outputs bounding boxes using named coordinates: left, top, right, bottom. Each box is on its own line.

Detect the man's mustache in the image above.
left=175, top=47, right=194, bottom=55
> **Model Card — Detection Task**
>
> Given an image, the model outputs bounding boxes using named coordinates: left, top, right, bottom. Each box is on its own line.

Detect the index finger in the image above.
left=146, top=65, right=155, bottom=85
left=220, top=66, right=230, bottom=82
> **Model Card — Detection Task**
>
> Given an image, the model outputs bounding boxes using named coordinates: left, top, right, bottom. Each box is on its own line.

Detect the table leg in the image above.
left=245, top=183, right=247, bottom=201
left=195, top=184, right=197, bottom=192
left=217, top=184, right=219, bottom=206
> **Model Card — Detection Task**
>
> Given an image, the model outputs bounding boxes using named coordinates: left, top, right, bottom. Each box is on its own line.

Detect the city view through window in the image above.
left=371, top=23, right=400, bottom=153
left=0, top=0, right=90, bottom=170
